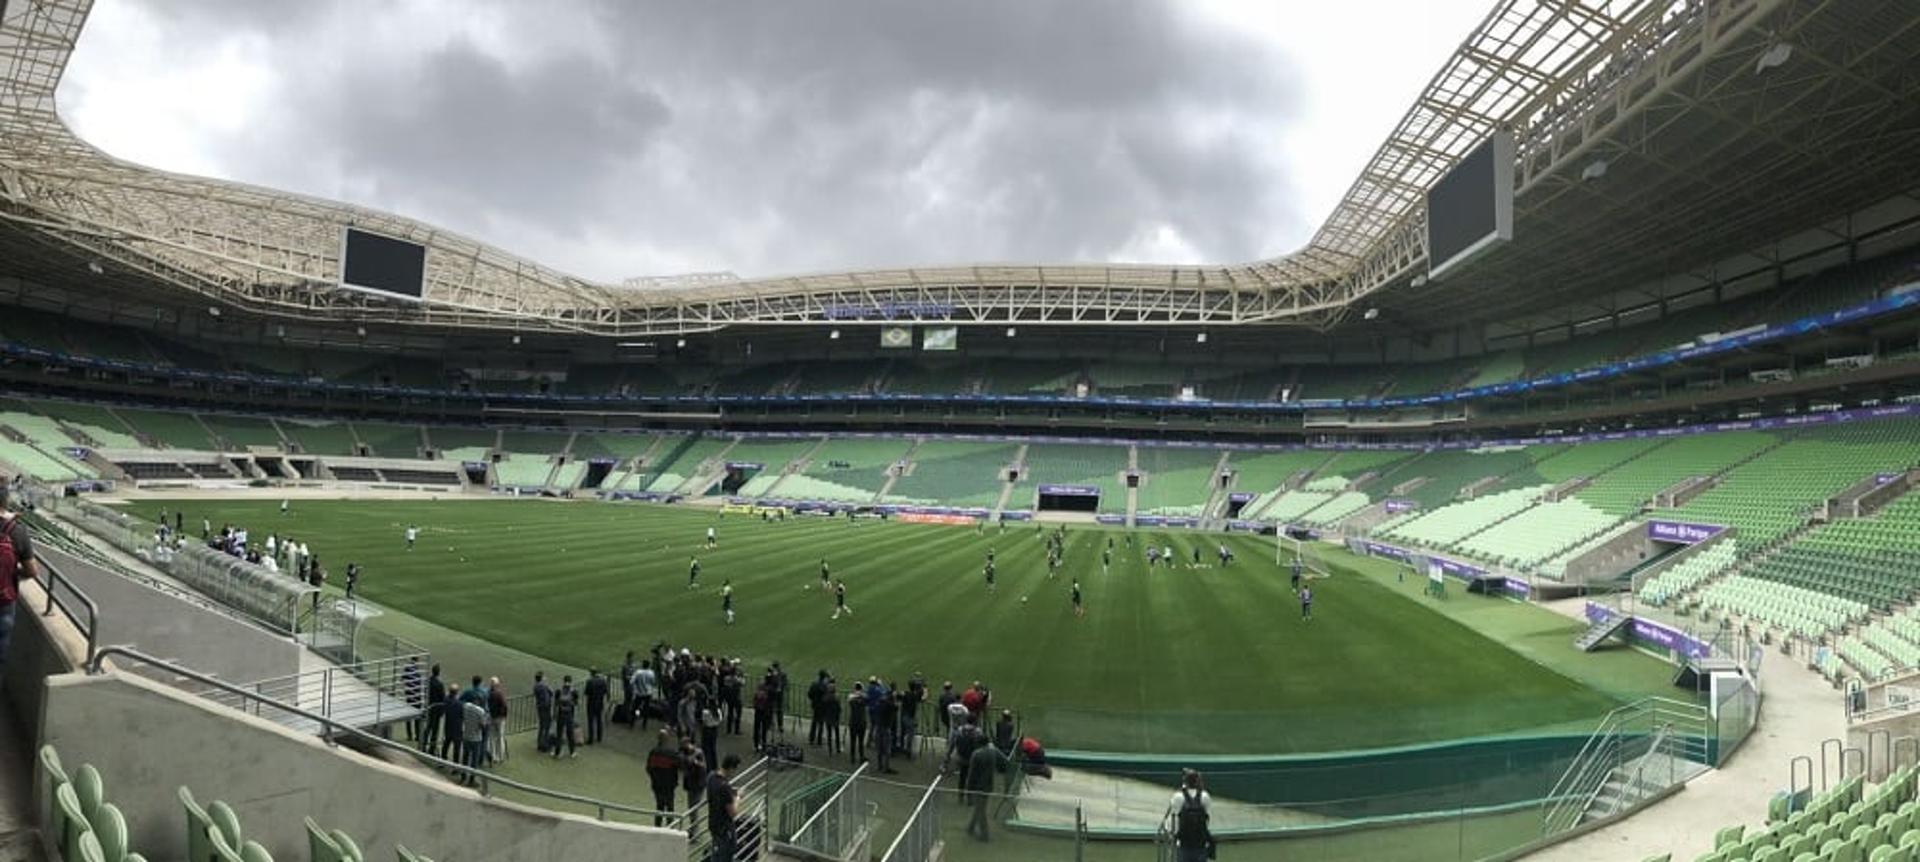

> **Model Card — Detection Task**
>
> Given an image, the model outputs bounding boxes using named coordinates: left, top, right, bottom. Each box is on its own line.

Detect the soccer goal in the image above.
left=1276, top=533, right=1333, bottom=581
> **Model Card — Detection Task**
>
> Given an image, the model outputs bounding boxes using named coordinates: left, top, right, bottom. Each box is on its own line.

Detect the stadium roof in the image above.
left=2, top=0, right=1915, bottom=338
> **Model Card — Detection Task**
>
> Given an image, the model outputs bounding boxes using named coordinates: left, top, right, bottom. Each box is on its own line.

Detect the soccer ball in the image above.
left=1021, top=596, right=1028, bottom=604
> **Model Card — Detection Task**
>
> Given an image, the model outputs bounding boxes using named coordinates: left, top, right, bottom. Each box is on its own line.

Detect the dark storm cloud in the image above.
left=96, top=0, right=1305, bottom=278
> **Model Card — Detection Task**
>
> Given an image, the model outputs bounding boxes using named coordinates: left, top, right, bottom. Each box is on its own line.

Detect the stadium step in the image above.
left=1576, top=614, right=1633, bottom=651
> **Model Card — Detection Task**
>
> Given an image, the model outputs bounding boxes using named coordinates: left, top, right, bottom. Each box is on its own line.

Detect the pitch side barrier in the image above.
left=3, top=289, right=1914, bottom=413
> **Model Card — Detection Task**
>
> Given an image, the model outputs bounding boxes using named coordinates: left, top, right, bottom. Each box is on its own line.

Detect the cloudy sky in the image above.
left=58, top=0, right=1489, bottom=283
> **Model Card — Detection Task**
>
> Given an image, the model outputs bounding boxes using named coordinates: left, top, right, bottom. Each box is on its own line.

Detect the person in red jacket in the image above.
left=961, top=681, right=986, bottom=720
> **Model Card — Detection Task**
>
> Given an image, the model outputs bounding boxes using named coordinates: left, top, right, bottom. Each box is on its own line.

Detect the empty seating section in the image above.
left=1257, top=490, right=1334, bottom=522
left=112, top=407, right=216, bottom=449
left=1227, top=450, right=1330, bottom=489
left=1524, top=327, right=1642, bottom=376
left=890, top=441, right=1017, bottom=507
left=1655, top=423, right=1920, bottom=551
left=1698, top=575, right=1867, bottom=640
left=983, top=360, right=1080, bottom=394
left=885, top=361, right=981, bottom=394
left=1576, top=432, right=1775, bottom=515
left=1293, top=365, right=1388, bottom=400
left=1537, top=520, right=1643, bottom=578
left=0, top=440, right=93, bottom=480
left=116, top=461, right=194, bottom=481
left=17, top=400, right=142, bottom=448
left=1019, top=443, right=1131, bottom=512
left=1378, top=485, right=1548, bottom=548
left=1681, top=764, right=1920, bottom=862
left=429, top=427, right=497, bottom=452
left=1299, top=491, right=1372, bottom=526
left=279, top=422, right=358, bottom=456
left=1638, top=542, right=1737, bottom=605
left=1384, top=447, right=1533, bottom=510
left=39, top=747, right=150, bottom=862
left=331, top=465, right=381, bottom=482
left=1745, top=494, right=1920, bottom=612
left=382, top=467, right=461, bottom=485
left=499, top=429, right=573, bottom=454
left=1135, top=447, right=1220, bottom=516
left=714, top=364, right=796, bottom=396
left=1526, top=437, right=1662, bottom=486
left=784, top=438, right=912, bottom=502
left=493, top=457, right=553, bottom=487
left=567, top=433, right=656, bottom=462
left=723, top=437, right=820, bottom=496
left=353, top=423, right=422, bottom=459
left=795, top=362, right=879, bottom=394
left=1453, top=498, right=1621, bottom=569
left=198, top=414, right=285, bottom=450
left=549, top=460, right=587, bottom=489
left=1092, top=362, right=1183, bottom=398
left=1463, top=351, right=1525, bottom=388
left=1385, top=359, right=1472, bottom=397
left=1313, top=450, right=1417, bottom=485
left=644, top=436, right=733, bottom=493
left=439, top=447, right=491, bottom=465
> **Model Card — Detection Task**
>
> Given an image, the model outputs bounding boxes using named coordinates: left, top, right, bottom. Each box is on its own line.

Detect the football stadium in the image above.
left=2, top=0, right=1920, bottom=860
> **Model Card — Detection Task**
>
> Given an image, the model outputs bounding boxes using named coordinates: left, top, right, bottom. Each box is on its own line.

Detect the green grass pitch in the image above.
left=136, top=498, right=1666, bottom=754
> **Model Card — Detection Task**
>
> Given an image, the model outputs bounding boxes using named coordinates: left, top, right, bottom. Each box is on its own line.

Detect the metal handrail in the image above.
left=84, top=646, right=686, bottom=829
left=1541, top=696, right=1711, bottom=836
left=790, top=762, right=868, bottom=842
left=38, top=554, right=100, bottom=662
left=878, top=774, right=942, bottom=862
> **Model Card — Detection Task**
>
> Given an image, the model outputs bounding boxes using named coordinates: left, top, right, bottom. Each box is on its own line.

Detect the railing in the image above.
left=201, top=653, right=430, bottom=732
left=787, top=762, right=872, bottom=860
left=878, top=774, right=943, bottom=862
left=686, top=757, right=774, bottom=862
left=37, top=554, right=100, bottom=661
left=66, top=499, right=313, bottom=632
left=84, top=646, right=688, bottom=829
left=1540, top=696, right=1711, bottom=836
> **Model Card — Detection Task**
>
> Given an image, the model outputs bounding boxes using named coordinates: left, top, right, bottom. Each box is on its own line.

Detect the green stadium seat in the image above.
left=40, top=745, right=68, bottom=787
left=208, top=827, right=242, bottom=862
left=78, top=830, right=107, bottom=862
left=396, top=847, right=431, bottom=862
left=207, top=800, right=244, bottom=856
left=91, top=802, right=128, bottom=862
left=1717, top=825, right=1746, bottom=849
left=55, top=783, right=87, bottom=859
left=73, top=763, right=104, bottom=821
left=330, top=830, right=364, bottom=862
left=180, top=787, right=214, bottom=862
left=241, top=842, right=275, bottom=862
left=305, top=818, right=345, bottom=862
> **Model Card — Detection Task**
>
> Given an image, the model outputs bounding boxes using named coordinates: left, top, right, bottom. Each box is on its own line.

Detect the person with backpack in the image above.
left=551, top=676, right=580, bottom=759
left=964, top=737, right=1007, bottom=841
left=1170, top=769, right=1215, bottom=861
left=680, top=738, right=709, bottom=812
left=0, top=487, right=40, bottom=682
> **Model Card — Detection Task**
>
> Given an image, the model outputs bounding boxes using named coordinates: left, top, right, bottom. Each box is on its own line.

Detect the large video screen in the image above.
left=1426, top=130, right=1514, bottom=281
left=340, top=228, right=428, bottom=299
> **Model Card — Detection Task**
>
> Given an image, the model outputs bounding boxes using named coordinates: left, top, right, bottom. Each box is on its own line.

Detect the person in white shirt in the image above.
left=405, top=525, right=419, bottom=551
left=281, top=499, right=289, bottom=516
left=265, top=535, right=277, bottom=556
left=262, top=555, right=278, bottom=573
left=706, top=525, right=717, bottom=549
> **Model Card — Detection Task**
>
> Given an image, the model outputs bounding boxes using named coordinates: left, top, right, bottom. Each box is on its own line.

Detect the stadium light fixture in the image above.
left=355, top=325, right=366, bottom=337
left=829, top=329, right=841, bottom=340
left=1006, top=327, right=1017, bottom=338
left=1196, top=332, right=1208, bottom=343
left=86, top=260, right=104, bottom=275
left=1581, top=160, right=1609, bottom=181
left=512, top=334, right=521, bottom=345
left=676, top=338, right=687, bottom=348
left=206, top=306, right=220, bottom=318
left=1755, top=42, right=1792, bottom=74
left=1363, top=308, right=1380, bottom=320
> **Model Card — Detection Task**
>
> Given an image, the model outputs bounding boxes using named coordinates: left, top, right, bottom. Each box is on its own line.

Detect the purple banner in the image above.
left=1878, top=473, right=1903, bottom=485
left=1431, top=556, right=1488, bottom=580
left=1038, top=484, right=1102, bottom=497
left=1134, top=515, right=1199, bottom=528
left=999, top=510, right=1034, bottom=522
left=1228, top=492, right=1257, bottom=503
left=1095, top=514, right=1127, bottom=525
left=1583, top=602, right=1711, bottom=659
left=1384, top=499, right=1419, bottom=514
left=726, top=462, right=765, bottom=471
left=1647, top=520, right=1727, bottom=545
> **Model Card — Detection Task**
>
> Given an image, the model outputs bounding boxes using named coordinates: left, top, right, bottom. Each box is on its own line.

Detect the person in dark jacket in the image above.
left=584, top=668, right=610, bottom=744
left=644, top=729, right=681, bottom=826
left=400, top=658, right=423, bottom=741
left=993, top=710, right=1017, bottom=754
left=680, top=739, right=709, bottom=812
left=551, top=676, right=579, bottom=759
left=965, top=738, right=1008, bottom=841
left=819, top=677, right=842, bottom=754
left=440, top=681, right=463, bottom=762
left=751, top=680, right=774, bottom=752
left=720, top=661, right=744, bottom=735
left=533, top=671, right=554, bottom=753
left=807, top=670, right=831, bottom=745
left=873, top=685, right=899, bottom=774
left=847, top=688, right=868, bottom=766
left=420, top=664, right=446, bottom=754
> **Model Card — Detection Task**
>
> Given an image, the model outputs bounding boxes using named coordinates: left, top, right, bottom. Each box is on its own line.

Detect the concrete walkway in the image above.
left=0, top=700, right=45, bottom=862
left=1525, top=598, right=1844, bottom=862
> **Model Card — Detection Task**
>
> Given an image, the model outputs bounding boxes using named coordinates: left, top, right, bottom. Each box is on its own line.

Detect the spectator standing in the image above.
left=439, top=681, right=463, bottom=761
left=551, top=676, right=579, bottom=759
left=751, top=680, right=774, bottom=752
left=486, top=677, right=509, bottom=764
left=873, top=684, right=898, bottom=774
left=846, top=688, right=868, bottom=766
left=533, top=671, right=554, bottom=753
left=819, top=677, right=842, bottom=754
left=645, top=730, right=681, bottom=826
left=993, top=710, right=1017, bottom=754
left=961, top=681, right=985, bottom=721
left=720, top=660, right=744, bottom=735
left=706, top=755, right=742, bottom=862
left=1170, top=770, right=1214, bottom=862
left=633, top=660, right=659, bottom=730
left=680, top=739, right=708, bottom=812
left=964, top=738, right=1007, bottom=842
left=951, top=715, right=986, bottom=788
left=0, top=488, right=40, bottom=682
left=807, top=670, right=830, bottom=745
left=584, top=668, right=610, bottom=744
left=620, top=651, right=637, bottom=718
left=936, top=682, right=959, bottom=737
left=459, top=696, right=488, bottom=785
left=901, top=673, right=926, bottom=759
left=700, top=697, right=722, bottom=771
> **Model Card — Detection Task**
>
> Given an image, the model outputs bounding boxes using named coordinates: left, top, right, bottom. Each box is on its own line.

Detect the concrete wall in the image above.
left=39, top=671, right=685, bottom=862
left=40, top=546, right=302, bottom=685
left=1, top=580, right=80, bottom=748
